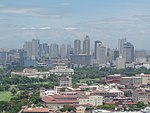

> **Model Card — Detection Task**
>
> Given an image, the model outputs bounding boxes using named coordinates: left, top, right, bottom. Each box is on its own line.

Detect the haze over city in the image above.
left=0, top=0, right=150, bottom=49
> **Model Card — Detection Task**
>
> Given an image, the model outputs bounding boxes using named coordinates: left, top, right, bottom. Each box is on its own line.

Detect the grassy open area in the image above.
left=0, top=91, right=12, bottom=101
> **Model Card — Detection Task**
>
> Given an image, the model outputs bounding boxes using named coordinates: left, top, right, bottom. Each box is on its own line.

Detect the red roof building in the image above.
left=22, top=108, right=49, bottom=113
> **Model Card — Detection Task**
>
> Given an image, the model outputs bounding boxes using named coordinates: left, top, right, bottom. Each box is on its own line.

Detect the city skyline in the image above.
left=0, top=0, right=150, bottom=49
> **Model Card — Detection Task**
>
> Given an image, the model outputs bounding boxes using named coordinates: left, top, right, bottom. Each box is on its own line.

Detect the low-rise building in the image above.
left=42, top=94, right=78, bottom=110
left=120, top=76, right=142, bottom=88
left=79, top=95, right=103, bottom=106
left=49, top=66, right=74, bottom=75
left=54, top=86, right=74, bottom=94
left=59, top=76, right=72, bottom=87
left=92, top=89, right=124, bottom=102
left=116, top=56, right=125, bottom=69
left=22, top=107, right=49, bottom=113
left=132, top=89, right=149, bottom=104
left=137, top=73, right=150, bottom=85
left=75, top=106, right=86, bottom=113
left=11, top=68, right=49, bottom=78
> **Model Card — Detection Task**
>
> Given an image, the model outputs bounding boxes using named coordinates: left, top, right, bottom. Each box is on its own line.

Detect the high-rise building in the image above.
left=74, top=40, right=81, bottom=54
left=60, top=44, right=67, bottom=58
left=39, top=43, right=49, bottom=57
left=23, top=39, right=40, bottom=60
left=49, top=43, right=59, bottom=58
left=135, top=50, right=147, bottom=59
left=31, top=39, right=40, bottom=60
left=113, top=49, right=119, bottom=61
left=135, top=50, right=147, bottom=63
left=70, top=54, right=91, bottom=67
left=116, top=56, right=125, bottom=69
left=123, top=42, right=134, bottom=64
left=23, top=41, right=32, bottom=58
left=0, top=51, right=7, bottom=66
left=106, top=48, right=113, bottom=63
left=83, top=35, right=90, bottom=55
left=18, top=49, right=27, bottom=66
left=94, top=40, right=102, bottom=59
left=118, top=38, right=126, bottom=56
left=67, top=44, right=71, bottom=58
left=96, top=44, right=106, bottom=65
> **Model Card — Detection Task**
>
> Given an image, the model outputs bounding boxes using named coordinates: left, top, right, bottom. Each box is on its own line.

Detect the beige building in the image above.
left=116, top=56, right=125, bottom=69
left=42, top=94, right=78, bottom=111
left=21, top=107, right=49, bottom=113
left=79, top=95, right=103, bottom=106
left=75, top=106, right=86, bottom=113
left=49, top=66, right=74, bottom=75
left=120, top=76, right=142, bottom=88
left=59, top=76, right=72, bottom=87
left=137, top=73, right=150, bottom=85
left=132, top=89, right=148, bottom=104
left=11, top=68, right=49, bottom=78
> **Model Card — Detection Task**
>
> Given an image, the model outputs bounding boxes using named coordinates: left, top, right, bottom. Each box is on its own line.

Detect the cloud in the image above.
left=60, top=2, right=72, bottom=6
left=0, top=7, right=62, bottom=18
left=20, top=26, right=52, bottom=30
left=39, top=27, right=51, bottom=30
left=64, top=27, right=78, bottom=30
left=0, top=7, right=47, bottom=16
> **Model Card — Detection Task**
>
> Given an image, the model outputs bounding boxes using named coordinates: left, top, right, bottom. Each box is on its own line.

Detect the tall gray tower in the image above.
left=94, top=40, right=102, bottom=59
left=123, top=42, right=134, bottom=63
left=74, top=40, right=81, bottom=55
left=83, top=35, right=90, bottom=55
left=96, top=43, right=106, bottom=65
left=49, top=43, right=59, bottom=58
left=118, top=38, right=126, bottom=56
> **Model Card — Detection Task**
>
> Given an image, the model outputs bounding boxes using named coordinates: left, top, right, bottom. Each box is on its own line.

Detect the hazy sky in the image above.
left=0, top=0, right=150, bottom=49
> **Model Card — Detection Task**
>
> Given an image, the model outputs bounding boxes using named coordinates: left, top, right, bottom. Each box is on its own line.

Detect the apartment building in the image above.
left=79, top=95, right=103, bottom=106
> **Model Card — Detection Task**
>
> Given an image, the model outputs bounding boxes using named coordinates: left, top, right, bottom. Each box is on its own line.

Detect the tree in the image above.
left=137, top=102, right=145, bottom=108
left=10, top=88, right=17, bottom=96
left=0, top=101, right=10, bottom=112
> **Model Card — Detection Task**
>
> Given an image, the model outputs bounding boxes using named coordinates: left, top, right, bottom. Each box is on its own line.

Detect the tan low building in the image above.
left=79, top=95, right=103, bottom=106
left=132, top=89, right=149, bottom=104
left=120, top=76, right=142, bottom=88
left=11, top=68, right=49, bottom=78
left=42, top=94, right=78, bottom=111
left=137, top=73, right=150, bottom=85
left=75, top=106, right=86, bottom=113
left=22, top=107, right=49, bottom=113
left=49, top=66, right=74, bottom=76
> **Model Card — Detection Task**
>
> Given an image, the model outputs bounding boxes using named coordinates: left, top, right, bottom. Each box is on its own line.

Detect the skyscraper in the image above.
left=83, top=35, right=90, bottom=55
left=60, top=44, right=67, bottom=58
left=31, top=39, right=40, bottom=60
left=39, top=43, right=49, bottom=58
left=106, top=48, right=113, bottom=63
left=116, top=56, right=125, bottom=69
left=123, top=42, right=134, bottom=63
left=113, top=49, right=119, bottom=61
left=67, top=44, right=72, bottom=58
left=23, top=41, right=32, bottom=58
left=94, top=40, right=102, bottom=59
left=49, top=43, right=59, bottom=58
left=135, top=50, right=147, bottom=59
left=23, top=39, right=40, bottom=60
left=96, top=43, right=106, bottom=65
left=118, top=38, right=126, bottom=56
left=74, top=39, right=81, bottom=54
left=18, top=49, right=27, bottom=66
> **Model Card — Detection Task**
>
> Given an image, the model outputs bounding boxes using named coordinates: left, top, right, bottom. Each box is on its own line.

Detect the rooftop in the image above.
left=23, top=108, right=49, bottom=113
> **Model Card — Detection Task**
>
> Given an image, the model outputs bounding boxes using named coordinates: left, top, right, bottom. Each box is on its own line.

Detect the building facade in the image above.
left=74, top=40, right=81, bottom=55
left=83, top=35, right=90, bottom=55
left=123, top=42, right=134, bottom=64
